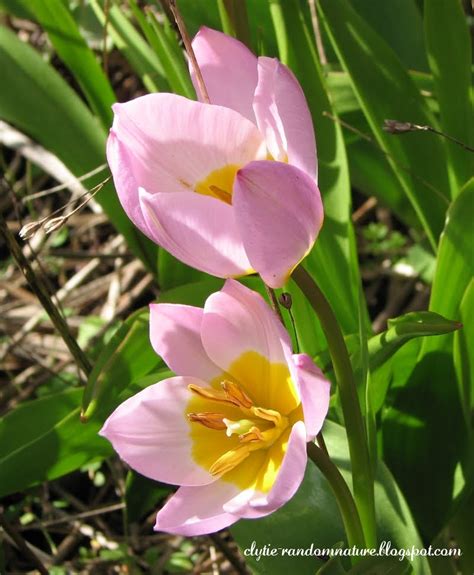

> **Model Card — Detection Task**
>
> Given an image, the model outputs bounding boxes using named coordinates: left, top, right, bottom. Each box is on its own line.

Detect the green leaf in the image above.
left=89, top=0, right=168, bottom=93
left=430, top=180, right=474, bottom=319
left=82, top=309, right=164, bottom=419
left=349, top=0, right=428, bottom=72
left=0, top=390, right=111, bottom=498
left=347, top=555, right=412, bottom=574
left=18, top=0, right=115, bottom=128
left=145, top=7, right=195, bottom=99
left=424, top=0, right=474, bottom=194
left=231, top=421, right=429, bottom=575
left=83, top=277, right=235, bottom=421
left=449, top=487, right=474, bottom=574
left=369, top=311, right=462, bottom=372
left=177, top=0, right=277, bottom=56
left=454, top=279, right=474, bottom=428
left=318, top=0, right=450, bottom=250
left=158, top=250, right=211, bottom=291
left=125, top=470, right=172, bottom=523
left=0, top=25, right=157, bottom=270
left=316, top=556, right=347, bottom=574
left=327, top=69, right=438, bottom=117
left=157, top=277, right=225, bottom=306
left=217, top=0, right=252, bottom=48
left=270, top=0, right=364, bottom=337
left=382, top=181, right=474, bottom=540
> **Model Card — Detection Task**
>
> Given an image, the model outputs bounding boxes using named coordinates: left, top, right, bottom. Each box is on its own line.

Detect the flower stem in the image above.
left=307, top=442, right=365, bottom=555
left=293, top=265, right=376, bottom=547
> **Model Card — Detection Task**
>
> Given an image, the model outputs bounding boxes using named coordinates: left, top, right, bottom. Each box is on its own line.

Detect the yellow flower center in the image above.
left=193, top=153, right=283, bottom=206
left=194, top=164, right=240, bottom=205
left=185, top=351, right=303, bottom=493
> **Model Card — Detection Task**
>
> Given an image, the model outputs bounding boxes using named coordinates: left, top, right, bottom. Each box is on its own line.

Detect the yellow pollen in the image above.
left=188, top=381, right=254, bottom=409
left=250, top=406, right=283, bottom=426
left=187, top=412, right=227, bottom=431
left=221, top=380, right=253, bottom=408
left=186, top=351, right=302, bottom=492
left=239, top=426, right=265, bottom=443
left=209, top=444, right=252, bottom=476
left=194, top=164, right=240, bottom=205
left=187, top=387, right=290, bottom=478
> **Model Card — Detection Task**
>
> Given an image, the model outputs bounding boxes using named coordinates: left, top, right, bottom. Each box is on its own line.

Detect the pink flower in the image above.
left=100, top=280, right=330, bottom=535
left=107, top=27, right=323, bottom=288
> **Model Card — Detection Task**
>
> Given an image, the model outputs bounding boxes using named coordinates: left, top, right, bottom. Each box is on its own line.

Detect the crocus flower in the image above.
left=100, top=280, right=330, bottom=535
left=107, top=27, right=323, bottom=288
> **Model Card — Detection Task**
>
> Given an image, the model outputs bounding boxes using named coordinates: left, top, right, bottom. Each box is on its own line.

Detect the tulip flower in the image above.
left=107, top=27, right=323, bottom=288
left=100, top=280, right=330, bottom=535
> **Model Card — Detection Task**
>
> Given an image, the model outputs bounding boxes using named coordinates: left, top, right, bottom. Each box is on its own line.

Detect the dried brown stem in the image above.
left=167, top=0, right=210, bottom=103
left=0, top=212, right=92, bottom=377
left=0, top=512, right=50, bottom=575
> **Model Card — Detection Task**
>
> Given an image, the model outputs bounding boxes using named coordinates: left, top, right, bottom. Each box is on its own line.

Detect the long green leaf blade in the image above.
left=21, top=0, right=116, bottom=128
left=318, top=0, right=450, bottom=250
left=271, top=0, right=364, bottom=337
left=0, top=25, right=157, bottom=269
left=425, top=0, right=474, bottom=195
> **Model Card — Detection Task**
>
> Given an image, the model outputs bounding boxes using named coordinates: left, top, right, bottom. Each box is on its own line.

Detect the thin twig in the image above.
left=352, top=196, right=377, bottom=223
left=0, top=213, right=92, bottom=377
left=208, top=532, right=250, bottom=575
left=24, top=503, right=126, bottom=530
left=0, top=512, right=50, bottom=575
left=307, top=0, right=327, bottom=64
left=383, top=120, right=474, bottom=153
left=323, top=111, right=450, bottom=207
left=168, top=0, right=210, bottom=103
left=22, top=164, right=108, bottom=201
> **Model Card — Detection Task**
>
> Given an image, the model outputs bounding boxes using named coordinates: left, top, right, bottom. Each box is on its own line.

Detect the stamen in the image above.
left=239, top=426, right=265, bottom=443
left=187, top=412, right=227, bottom=431
left=209, top=444, right=251, bottom=476
left=251, top=406, right=283, bottom=426
left=208, top=185, right=232, bottom=204
left=187, top=384, right=234, bottom=405
left=221, top=380, right=253, bottom=408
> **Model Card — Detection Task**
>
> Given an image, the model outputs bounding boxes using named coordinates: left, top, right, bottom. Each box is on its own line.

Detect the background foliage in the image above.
left=0, top=0, right=472, bottom=573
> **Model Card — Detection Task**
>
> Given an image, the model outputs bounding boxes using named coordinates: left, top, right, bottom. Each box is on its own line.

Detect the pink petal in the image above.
left=201, top=280, right=295, bottom=411
left=290, top=354, right=331, bottom=441
left=139, top=188, right=252, bottom=278
left=149, top=304, right=223, bottom=381
left=225, top=421, right=308, bottom=517
left=191, top=27, right=258, bottom=122
left=100, top=377, right=216, bottom=487
left=233, top=161, right=324, bottom=288
left=107, top=93, right=265, bottom=236
left=154, top=483, right=240, bottom=536
left=106, top=132, right=149, bottom=236
left=253, top=57, right=317, bottom=180
left=154, top=423, right=308, bottom=534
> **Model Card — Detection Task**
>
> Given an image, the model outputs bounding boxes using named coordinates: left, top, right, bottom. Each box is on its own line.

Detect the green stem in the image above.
left=307, top=442, right=365, bottom=556
left=293, top=265, right=376, bottom=547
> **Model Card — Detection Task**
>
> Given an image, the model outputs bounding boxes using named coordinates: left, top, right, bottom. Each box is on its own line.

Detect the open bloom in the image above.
left=107, top=27, right=323, bottom=288
left=100, top=280, right=330, bottom=535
